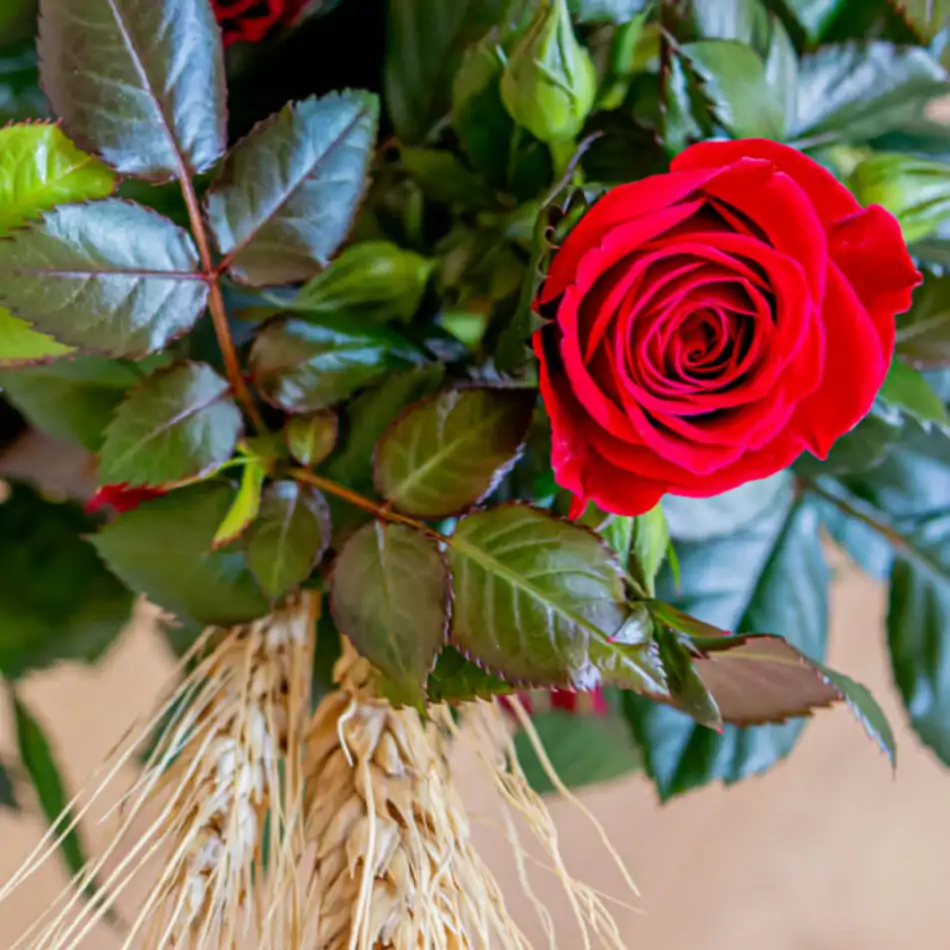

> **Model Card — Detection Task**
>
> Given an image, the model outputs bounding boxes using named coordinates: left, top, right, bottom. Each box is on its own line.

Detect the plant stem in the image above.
left=290, top=468, right=449, bottom=541
left=178, top=173, right=265, bottom=433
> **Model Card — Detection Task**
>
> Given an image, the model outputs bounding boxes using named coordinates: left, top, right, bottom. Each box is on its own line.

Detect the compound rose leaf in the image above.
left=374, top=387, right=536, bottom=519
left=98, top=362, right=242, bottom=488
left=205, top=92, right=379, bottom=287
left=447, top=505, right=666, bottom=693
left=331, top=521, right=449, bottom=708
left=0, top=200, right=207, bottom=358
left=245, top=480, right=331, bottom=599
left=38, top=0, right=226, bottom=180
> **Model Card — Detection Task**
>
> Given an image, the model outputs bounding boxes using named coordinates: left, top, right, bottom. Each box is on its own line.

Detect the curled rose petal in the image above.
left=536, top=139, right=921, bottom=515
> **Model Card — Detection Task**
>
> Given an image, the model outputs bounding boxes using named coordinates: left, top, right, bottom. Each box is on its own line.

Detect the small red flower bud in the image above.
left=211, top=0, right=309, bottom=46
left=86, top=484, right=167, bottom=515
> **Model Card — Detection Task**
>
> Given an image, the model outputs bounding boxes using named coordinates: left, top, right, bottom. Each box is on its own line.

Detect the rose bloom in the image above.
left=535, top=139, right=921, bottom=516
left=211, top=0, right=308, bottom=45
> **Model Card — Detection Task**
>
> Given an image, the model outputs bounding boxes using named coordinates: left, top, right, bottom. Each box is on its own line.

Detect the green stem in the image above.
left=549, top=137, right=577, bottom=181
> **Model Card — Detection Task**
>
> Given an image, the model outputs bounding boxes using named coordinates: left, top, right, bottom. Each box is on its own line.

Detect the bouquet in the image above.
left=1, top=0, right=948, bottom=946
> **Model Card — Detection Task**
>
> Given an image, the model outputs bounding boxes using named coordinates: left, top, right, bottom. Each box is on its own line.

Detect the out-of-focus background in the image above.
left=0, top=515, right=947, bottom=949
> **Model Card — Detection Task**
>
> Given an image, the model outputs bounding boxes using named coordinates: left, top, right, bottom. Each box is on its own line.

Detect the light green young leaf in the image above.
left=286, top=410, right=338, bottom=468
left=212, top=459, right=266, bottom=549
left=879, top=358, right=950, bottom=428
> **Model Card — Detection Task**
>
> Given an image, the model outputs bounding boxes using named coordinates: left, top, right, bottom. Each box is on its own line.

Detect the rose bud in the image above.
left=500, top=0, right=597, bottom=144
left=850, top=152, right=950, bottom=244
left=535, top=139, right=922, bottom=516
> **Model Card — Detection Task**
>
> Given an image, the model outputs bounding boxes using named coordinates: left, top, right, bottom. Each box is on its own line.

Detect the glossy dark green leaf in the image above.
left=568, top=0, right=649, bottom=22
left=625, top=499, right=829, bottom=800
left=326, top=363, right=446, bottom=490
left=879, top=358, right=950, bottom=428
left=662, top=471, right=794, bottom=542
left=250, top=316, right=417, bottom=414
left=684, top=41, right=785, bottom=139
left=286, top=410, right=338, bottom=467
left=425, top=645, right=513, bottom=703
left=790, top=43, right=949, bottom=146
left=206, top=92, right=379, bottom=287
left=655, top=626, right=722, bottom=730
left=896, top=270, right=950, bottom=369
left=287, top=241, right=433, bottom=324
left=38, top=0, right=226, bottom=180
left=401, top=148, right=498, bottom=211
left=0, top=200, right=206, bottom=358
left=887, top=512, right=950, bottom=765
left=245, top=481, right=330, bottom=599
left=374, top=387, right=536, bottom=519
left=331, top=521, right=449, bottom=707
left=0, top=357, right=141, bottom=450
left=93, top=482, right=269, bottom=625
left=384, top=0, right=509, bottom=144
left=515, top=709, right=642, bottom=795
left=0, top=482, right=134, bottom=678
left=13, top=691, right=91, bottom=884
left=99, top=363, right=242, bottom=487
left=782, top=0, right=848, bottom=38
left=447, top=505, right=666, bottom=691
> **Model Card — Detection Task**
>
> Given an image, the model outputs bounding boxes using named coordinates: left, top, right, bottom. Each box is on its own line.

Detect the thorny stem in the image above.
left=290, top=468, right=450, bottom=542
left=178, top=172, right=266, bottom=433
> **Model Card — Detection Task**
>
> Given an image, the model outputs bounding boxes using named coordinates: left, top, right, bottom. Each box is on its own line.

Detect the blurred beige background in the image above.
left=1, top=558, right=947, bottom=949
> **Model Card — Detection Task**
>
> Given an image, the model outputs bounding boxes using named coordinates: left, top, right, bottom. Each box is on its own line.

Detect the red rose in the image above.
left=211, top=0, right=308, bottom=46
left=535, top=139, right=921, bottom=516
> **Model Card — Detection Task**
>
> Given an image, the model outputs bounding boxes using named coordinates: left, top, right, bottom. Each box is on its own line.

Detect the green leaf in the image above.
left=374, top=387, right=536, bottom=519
left=887, top=512, right=950, bottom=765
left=93, top=482, right=269, bottom=625
left=0, top=200, right=207, bottom=358
left=12, top=691, right=91, bottom=884
left=38, top=0, right=226, bottom=180
left=447, top=505, right=667, bottom=691
left=0, top=758, right=18, bottom=811
left=896, top=270, right=950, bottom=369
left=98, top=362, right=243, bottom=487
left=625, top=499, right=829, bottom=800
left=212, top=458, right=266, bottom=549
left=0, top=43, right=47, bottom=127
left=326, top=363, right=446, bottom=491
left=384, top=0, right=509, bottom=144
left=568, top=0, right=649, bottom=23
left=795, top=412, right=901, bottom=478
left=425, top=645, right=513, bottom=702
left=250, top=315, right=417, bottom=414
left=790, top=43, right=949, bottom=146
left=0, top=123, right=117, bottom=234
left=812, top=660, right=896, bottom=767
left=0, top=482, right=134, bottom=678
left=286, top=410, right=338, bottom=467
left=0, top=309, right=74, bottom=366
left=514, top=709, right=642, bottom=795
left=0, top=357, right=140, bottom=450
left=331, top=521, right=449, bottom=707
left=205, top=92, right=379, bottom=287
left=895, top=0, right=950, bottom=40
left=286, top=241, right=433, bottom=324
left=0, top=124, right=119, bottom=366
left=663, top=471, right=794, bottom=542
left=782, top=0, right=848, bottom=39
left=654, top=625, right=722, bottom=730
left=631, top=505, right=670, bottom=597
left=879, top=358, right=950, bottom=428
left=764, top=13, right=799, bottom=126
left=692, top=0, right=770, bottom=47
left=401, top=147, right=499, bottom=211
left=683, top=41, right=785, bottom=139
left=245, top=480, right=330, bottom=599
